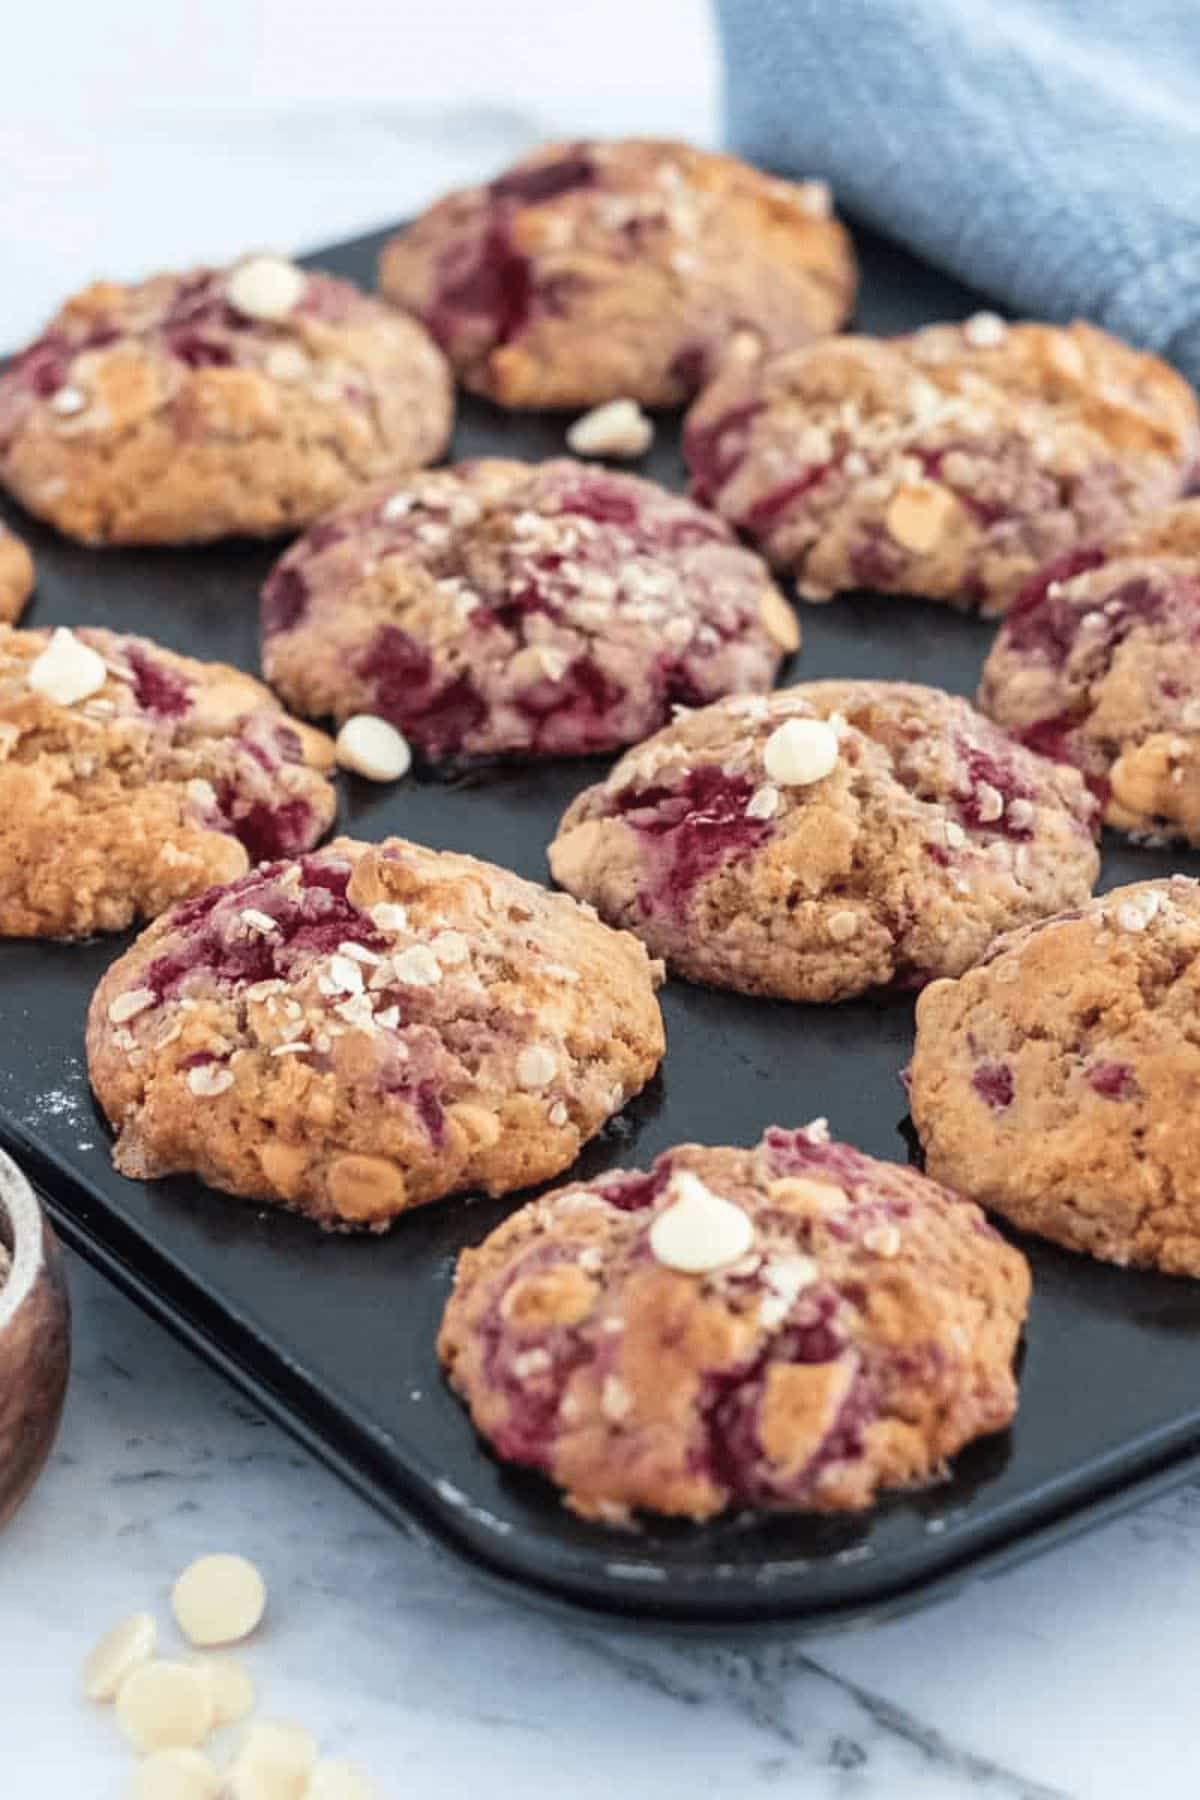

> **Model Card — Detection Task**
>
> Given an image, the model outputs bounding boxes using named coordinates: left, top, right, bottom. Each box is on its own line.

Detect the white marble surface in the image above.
left=6, top=1248, right=1200, bottom=1799
left=5, top=12, right=1200, bottom=1794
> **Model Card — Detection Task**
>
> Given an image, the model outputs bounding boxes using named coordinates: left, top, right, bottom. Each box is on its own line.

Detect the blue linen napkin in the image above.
left=717, top=0, right=1200, bottom=382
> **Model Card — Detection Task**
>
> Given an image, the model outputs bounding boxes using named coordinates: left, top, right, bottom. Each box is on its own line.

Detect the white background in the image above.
left=0, top=0, right=718, bottom=344
left=9, top=7, right=1200, bottom=1795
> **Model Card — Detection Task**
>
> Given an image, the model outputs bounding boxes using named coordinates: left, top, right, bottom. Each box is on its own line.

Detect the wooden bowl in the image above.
left=0, top=1149, right=70, bottom=1528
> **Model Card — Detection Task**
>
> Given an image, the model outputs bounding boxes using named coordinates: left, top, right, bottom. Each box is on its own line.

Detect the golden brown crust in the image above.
left=380, top=137, right=856, bottom=409
left=548, top=680, right=1099, bottom=1002
left=438, top=1125, right=1030, bottom=1522
left=0, top=625, right=336, bottom=938
left=907, top=319, right=1199, bottom=459
left=911, top=878, right=1200, bottom=1275
left=0, top=265, right=453, bottom=545
left=86, top=836, right=666, bottom=1230
left=0, top=526, right=34, bottom=623
left=682, top=319, right=1199, bottom=614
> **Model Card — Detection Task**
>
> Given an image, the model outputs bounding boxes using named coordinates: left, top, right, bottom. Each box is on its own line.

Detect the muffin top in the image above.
left=683, top=318, right=1198, bottom=613
left=380, top=137, right=855, bottom=408
left=0, top=258, right=453, bottom=544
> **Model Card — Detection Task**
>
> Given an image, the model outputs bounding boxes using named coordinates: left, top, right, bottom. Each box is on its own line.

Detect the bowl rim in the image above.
left=0, top=1147, right=46, bottom=1332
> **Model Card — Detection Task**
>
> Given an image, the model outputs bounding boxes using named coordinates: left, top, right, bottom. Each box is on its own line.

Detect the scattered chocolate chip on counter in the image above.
left=81, top=1555, right=381, bottom=1795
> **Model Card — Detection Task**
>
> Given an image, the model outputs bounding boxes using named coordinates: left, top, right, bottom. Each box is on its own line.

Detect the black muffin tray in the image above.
left=4, top=222, right=1200, bottom=1635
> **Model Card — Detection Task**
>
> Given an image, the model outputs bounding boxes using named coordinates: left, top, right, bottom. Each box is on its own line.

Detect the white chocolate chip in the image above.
left=566, top=398, right=654, bottom=459
left=758, top=1252, right=820, bottom=1326
left=758, top=586, right=801, bottom=652
left=745, top=783, right=780, bottom=820
left=391, top=944, right=442, bottom=986
left=827, top=909, right=859, bottom=942
left=228, top=1721, right=317, bottom=1800
left=516, top=1044, right=558, bottom=1089
left=762, top=717, right=840, bottom=787
left=885, top=481, right=957, bottom=553
left=171, top=1553, right=267, bottom=1647
left=115, top=1661, right=213, bottom=1753
left=1116, top=889, right=1162, bottom=932
left=108, top=988, right=157, bottom=1026
left=864, top=1224, right=901, bottom=1258
left=369, top=902, right=408, bottom=933
left=186, top=778, right=218, bottom=811
left=28, top=627, right=108, bottom=706
left=548, top=1099, right=569, bottom=1127
left=1007, top=797, right=1036, bottom=831
left=307, top=1761, right=379, bottom=1800
left=49, top=384, right=88, bottom=416
left=335, top=715, right=412, bottom=783
left=192, top=1654, right=255, bottom=1727
left=943, top=819, right=967, bottom=849
left=186, top=1064, right=234, bottom=1098
left=133, top=1749, right=222, bottom=1800
left=803, top=1116, right=831, bottom=1143
left=974, top=782, right=1004, bottom=823
left=227, top=255, right=307, bottom=322
left=963, top=311, right=1007, bottom=349
left=381, top=492, right=413, bottom=521
left=648, top=1170, right=755, bottom=1274
left=82, top=1610, right=156, bottom=1702
left=765, top=1253, right=820, bottom=1296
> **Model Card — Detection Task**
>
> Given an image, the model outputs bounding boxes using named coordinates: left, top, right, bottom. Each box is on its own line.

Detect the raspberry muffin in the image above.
left=379, top=137, right=855, bottom=410
left=683, top=318, right=1198, bottom=615
left=0, top=525, right=33, bottom=622
left=0, top=257, right=453, bottom=545
left=261, top=458, right=797, bottom=762
left=439, top=1120, right=1030, bottom=1523
left=549, top=680, right=1099, bottom=1002
left=87, top=837, right=665, bottom=1230
left=911, top=878, right=1200, bottom=1275
left=979, top=500, right=1200, bottom=842
left=1, top=625, right=336, bottom=938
